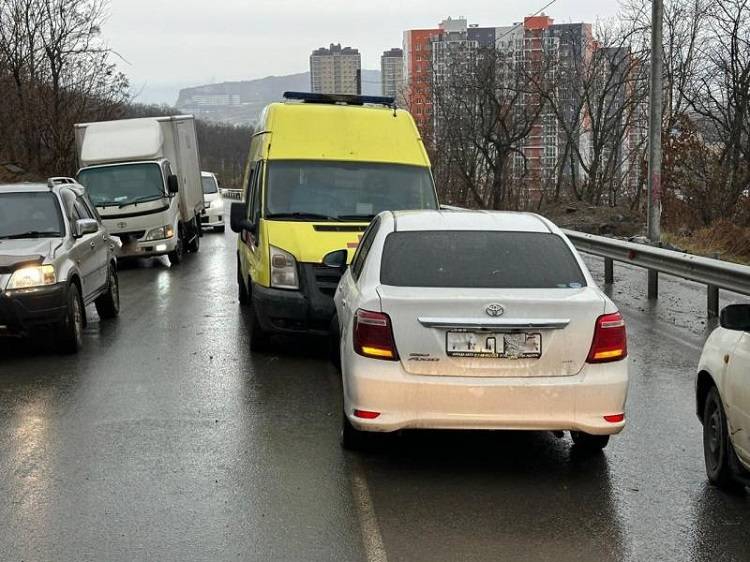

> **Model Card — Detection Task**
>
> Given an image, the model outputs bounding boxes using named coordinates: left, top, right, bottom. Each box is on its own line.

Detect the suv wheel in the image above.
left=95, top=264, right=120, bottom=319
left=57, top=284, right=84, bottom=354
left=704, top=387, right=745, bottom=490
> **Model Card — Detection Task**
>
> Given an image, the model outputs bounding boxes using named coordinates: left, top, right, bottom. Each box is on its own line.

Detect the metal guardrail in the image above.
left=221, top=189, right=244, bottom=201
left=563, top=229, right=750, bottom=318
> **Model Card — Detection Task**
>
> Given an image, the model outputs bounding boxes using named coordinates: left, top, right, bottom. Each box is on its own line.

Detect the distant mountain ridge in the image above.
left=176, top=70, right=382, bottom=127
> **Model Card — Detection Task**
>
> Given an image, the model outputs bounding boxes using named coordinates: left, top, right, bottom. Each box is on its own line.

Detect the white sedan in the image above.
left=332, top=210, right=629, bottom=452
left=200, top=171, right=225, bottom=232
left=697, top=304, right=750, bottom=490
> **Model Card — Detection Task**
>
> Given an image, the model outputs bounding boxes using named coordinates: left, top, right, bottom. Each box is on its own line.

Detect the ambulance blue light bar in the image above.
left=283, top=91, right=396, bottom=107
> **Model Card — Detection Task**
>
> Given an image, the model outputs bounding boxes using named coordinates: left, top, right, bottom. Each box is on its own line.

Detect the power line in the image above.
left=496, top=0, right=560, bottom=42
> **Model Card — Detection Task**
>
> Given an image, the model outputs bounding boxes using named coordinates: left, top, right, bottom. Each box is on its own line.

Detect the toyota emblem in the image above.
left=485, top=304, right=505, bottom=317
left=117, top=222, right=127, bottom=229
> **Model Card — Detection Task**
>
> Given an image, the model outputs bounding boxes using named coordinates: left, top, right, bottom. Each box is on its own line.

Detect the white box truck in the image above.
left=74, top=116, right=204, bottom=265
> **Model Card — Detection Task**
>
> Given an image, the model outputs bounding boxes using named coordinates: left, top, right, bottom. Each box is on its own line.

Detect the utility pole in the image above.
left=647, top=0, right=663, bottom=298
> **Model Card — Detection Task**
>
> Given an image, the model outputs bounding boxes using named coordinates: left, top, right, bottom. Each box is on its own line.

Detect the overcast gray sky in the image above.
left=107, top=0, right=623, bottom=105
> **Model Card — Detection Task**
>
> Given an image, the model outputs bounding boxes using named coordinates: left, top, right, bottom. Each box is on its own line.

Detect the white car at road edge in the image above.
left=697, top=304, right=750, bottom=490
left=200, top=171, right=225, bottom=232
left=330, top=210, right=629, bottom=452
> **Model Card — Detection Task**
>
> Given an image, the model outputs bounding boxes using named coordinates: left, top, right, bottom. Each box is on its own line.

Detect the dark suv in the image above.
left=0, top=178, right=120, bottom=353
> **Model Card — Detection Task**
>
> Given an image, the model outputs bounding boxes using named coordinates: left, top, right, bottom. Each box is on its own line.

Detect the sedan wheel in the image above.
left=570, top=431, right=609, bottom=453
left=703, top=387, right=743, bottom=490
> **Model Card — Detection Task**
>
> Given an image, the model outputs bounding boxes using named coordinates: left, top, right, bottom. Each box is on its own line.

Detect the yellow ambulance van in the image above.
left=230, top=92, right=438, bottom=350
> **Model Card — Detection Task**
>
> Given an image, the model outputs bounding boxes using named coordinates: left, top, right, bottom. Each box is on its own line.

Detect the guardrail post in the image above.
left=707, top=285, right=719, bottom=318
left=648, top=270, right=658, bottom=299
left=604, top=258, right=614, bottom=285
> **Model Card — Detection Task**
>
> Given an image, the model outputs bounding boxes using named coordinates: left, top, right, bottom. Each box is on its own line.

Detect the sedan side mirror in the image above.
left=74, top=218, right=99, bottom=238
left=230, top=202, right=256, bottom=234
left=167, top=174, right=179, bottom=195
left=720, top=304, right=750, bottom=332
left=323, top=249, right=348, bottom=270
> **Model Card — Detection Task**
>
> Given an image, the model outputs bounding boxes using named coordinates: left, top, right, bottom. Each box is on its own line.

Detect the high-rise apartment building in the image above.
left=403, top=27, right=441, bottom=138
left=403, top=15, right=645, bottom=196
left=381, top=48, right=404, bottom=102
left=310, top=44, right=362, bottom=95
left=404, top=18, right=497, bottom=142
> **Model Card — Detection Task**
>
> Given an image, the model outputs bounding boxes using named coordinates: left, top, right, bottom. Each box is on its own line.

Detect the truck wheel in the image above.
left=57, top=284, right=84, bottom=354
left=95, top=263, right=120, bottom=319
left=187, top=218, right=200, bottom=253
left=703, top=387, right=745, bottom=490
left=168, top=227, right=184, bottom=266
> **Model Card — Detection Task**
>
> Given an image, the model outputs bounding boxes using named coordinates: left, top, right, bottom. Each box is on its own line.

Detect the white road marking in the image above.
left=352, top=459, right=388, bottom=562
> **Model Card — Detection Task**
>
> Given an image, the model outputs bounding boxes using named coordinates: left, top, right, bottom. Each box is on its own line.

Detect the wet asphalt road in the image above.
left=1, top=231, right=749, bottom=562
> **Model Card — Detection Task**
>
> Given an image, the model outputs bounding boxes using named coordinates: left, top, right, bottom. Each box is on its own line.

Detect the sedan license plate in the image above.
left=446, top=331, right=542, bottom=359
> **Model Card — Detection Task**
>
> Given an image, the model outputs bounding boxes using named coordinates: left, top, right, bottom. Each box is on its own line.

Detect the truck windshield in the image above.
left=0, top=192, right=65, bottom=239
left=265, top=161, right=438, bottom=221
left=78, top=162, right=165, bottom=207
left=202, top=176, right=218, bottom=194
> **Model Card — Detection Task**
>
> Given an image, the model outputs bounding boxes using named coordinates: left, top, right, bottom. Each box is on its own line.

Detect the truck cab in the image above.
left=75, top=116, right=204, bottom=266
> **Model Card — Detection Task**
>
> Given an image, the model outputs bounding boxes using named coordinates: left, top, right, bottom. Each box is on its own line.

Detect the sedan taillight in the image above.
left=587, top=312, right=628, bottom=363
left=353, top=309, right=399, bottom=361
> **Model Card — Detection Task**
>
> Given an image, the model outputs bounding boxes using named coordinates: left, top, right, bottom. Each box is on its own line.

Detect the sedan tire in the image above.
left=570, top=431, right=610, bottom=453
left=703, top=387, right=745, bottom=491
left=341, top=411, right=372, bottom=451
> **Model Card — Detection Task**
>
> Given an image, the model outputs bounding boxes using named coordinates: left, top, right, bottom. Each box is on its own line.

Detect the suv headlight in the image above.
left=270, top=246, right=299, bottom=290
left=7, top=265, right=56, bottom=290
left=144, top=225, right=175, bottom=241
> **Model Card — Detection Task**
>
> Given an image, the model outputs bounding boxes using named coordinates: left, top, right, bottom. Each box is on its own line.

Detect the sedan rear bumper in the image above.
left=343, top=359, right=628, bottom=435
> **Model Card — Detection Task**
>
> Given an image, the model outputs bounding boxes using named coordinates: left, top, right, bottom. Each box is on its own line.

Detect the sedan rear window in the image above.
left=380, top=231, right=586, bottom=288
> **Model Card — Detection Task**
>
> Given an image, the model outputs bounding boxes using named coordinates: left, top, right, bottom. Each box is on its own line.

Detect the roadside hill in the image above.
left=176, top=70, right=382, bottom=127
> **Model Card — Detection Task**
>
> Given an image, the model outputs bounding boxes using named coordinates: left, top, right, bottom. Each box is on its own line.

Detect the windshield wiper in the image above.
left=118, top=195, right=165, bottom=209
left=265, top=212, right=340, bottom=222
left=336, top=214, right=376, bottom=222
left=0, top=231, right=61, bottom=239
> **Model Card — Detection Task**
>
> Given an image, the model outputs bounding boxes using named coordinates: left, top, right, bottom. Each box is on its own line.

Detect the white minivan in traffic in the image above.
left=200, top=171, right=225, bottom=232
left=331, top=210, right=629, bottom=452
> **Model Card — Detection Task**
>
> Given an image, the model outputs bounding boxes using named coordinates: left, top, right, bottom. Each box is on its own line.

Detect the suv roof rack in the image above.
left=47, top=177, right=76, bottom=189
left=283, top=91, right=396, bottom=107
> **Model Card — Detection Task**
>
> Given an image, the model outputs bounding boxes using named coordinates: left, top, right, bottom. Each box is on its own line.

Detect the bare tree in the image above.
left=431, top=39, right=554, bottom=210
left=545, top=21, right=650, bottom=206
left=686, top=0, right=750, bottom=221
left=0, top=0, right=128, bottom=174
